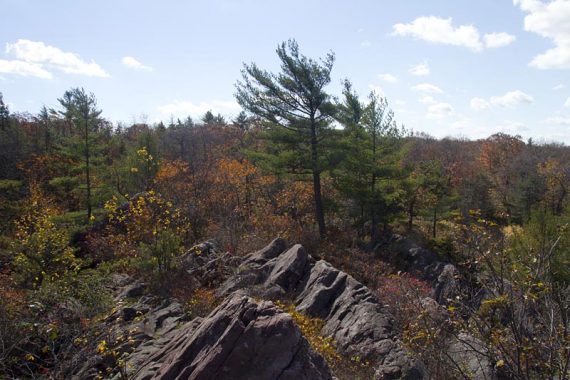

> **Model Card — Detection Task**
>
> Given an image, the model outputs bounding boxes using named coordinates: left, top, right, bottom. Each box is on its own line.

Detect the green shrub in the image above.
left=139, top=228, right=182, bottom=275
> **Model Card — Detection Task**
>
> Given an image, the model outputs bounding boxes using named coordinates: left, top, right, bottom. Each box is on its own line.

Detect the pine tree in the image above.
left=58, top=88, right=102, bottom=220
left=0, top=93, right=9, bottom=131
left=236, top=39, right=336, bottom=237
left=334, top=86, right=402, bottom=242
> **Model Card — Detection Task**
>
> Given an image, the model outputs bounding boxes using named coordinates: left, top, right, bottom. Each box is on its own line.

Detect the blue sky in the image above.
left=1, top=0, right=569, bottom=143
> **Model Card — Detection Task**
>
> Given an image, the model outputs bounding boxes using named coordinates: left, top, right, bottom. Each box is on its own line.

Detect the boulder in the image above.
left=387, top=235, right=446, bottom=282
left=133, top=294, right=334, bottom=380
left=265, top=244, right=310, bottom=292
left=118, top=282, right=147, bottom=299
left=245, top=237, right=288, bottom=265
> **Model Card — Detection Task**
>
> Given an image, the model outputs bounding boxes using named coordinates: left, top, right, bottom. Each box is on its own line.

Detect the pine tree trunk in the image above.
left=408, top=196, right=415, bottom=230
left=370, top=130, right=378, bottom=242
left=432, top=205, right=437, bottom=238
left=310, top=122, right=326, bottom=238
left=85, top=115, right=92, bottom=220
left=371, top=208, right=378, bottom=243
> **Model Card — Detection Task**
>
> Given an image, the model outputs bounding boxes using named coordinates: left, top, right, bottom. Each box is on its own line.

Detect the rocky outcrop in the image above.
left=221, top=238, right=426, bottom=379
left=387, top=235, right=465, bottom=307
left=387, top=235, right=446, bottom=283
left=447, top=333, right=497, bottom=380
left=69, top=237, right=506, bottom=380
left=73, top=241, right=334, bottom=380
left=179, top=240, right=242, bottom=288
left=73, top=280, right=189, bottom=380
left=387, top=237, right=500, bottom=379
left=133, top=294, right=334, bottom=380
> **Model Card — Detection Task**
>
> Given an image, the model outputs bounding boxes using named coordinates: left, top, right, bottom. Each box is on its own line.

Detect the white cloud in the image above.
left=544, top=115, right=570, bottom=125
left=416, top=93, right=453, bottom=120
left=157, top=99, right=240, bottom=117
left=483, top=32, right=516, bottom=48
left=393, top=16, right=483, bottom=51
left=470, top=90, right=534, bottom=110
left=409, top=62, right=430, bottom=76
left=377, top=73, right=398, bottom=83
left=490, top=90, right=534, bottom=107
left=393, top=16, right=515, bottom=52
left=553, top=83, right=565, bottom=90
left=122, top=56, right=152, bottom=71
left=514, top=0, right=570, bottom=69
left=5, top=39, right=109, bottom=77
left=412, top=83, right=443, bottom=94
left=0, top=59, right=52, bottom=79
left=426, top=102, right=454, bottom=119
left=470, top=97, right=491, bottom=110
left=564, top=97, right=570, bottom=107
left=451, top=118, right=471, bottom=130
left=419, top=95, right=437, bottom=104
left=360, top=40, right=372, bottom=47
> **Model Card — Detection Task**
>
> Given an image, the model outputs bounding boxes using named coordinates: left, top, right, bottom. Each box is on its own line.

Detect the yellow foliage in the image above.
left=96, top=340, right=107, bottom=354
left=274, top=301, right=370, bottom=375
left=12, top=186, right=79, bottom=287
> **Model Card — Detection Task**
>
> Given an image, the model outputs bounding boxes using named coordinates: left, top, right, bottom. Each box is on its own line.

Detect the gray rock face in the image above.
left=388, top=236, right=465, bottom=307
left=447, top=333, right=497, bottom=380
left=180, top=240, right=242, bottom=288
left=73, top=294, right=188, bottom=380
left=266, top=244, right=310, bottom=292
left=220, top=239, right=426, bottom=379
left=133, top=294, right=334, bottom=380
left=296, top=262, right=424, bottom=380
left=119, top=282, right=147, bottom=298
left=388, top=235, right=446, bottom=283
left=433, top=264, right=461, bottom=304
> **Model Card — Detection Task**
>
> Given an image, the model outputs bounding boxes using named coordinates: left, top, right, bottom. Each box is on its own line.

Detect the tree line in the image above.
left=1, top=39, right=569, bottom=250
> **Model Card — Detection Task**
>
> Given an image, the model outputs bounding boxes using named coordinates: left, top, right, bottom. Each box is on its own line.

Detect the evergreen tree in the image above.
left=233, top=111, right=250, bottom=132
left=362, top=92, right=399, bottom=241
left=183, top=116, right=194, bottom=128
left=335, top=86, right=402, bottom=242
left=236, top=39, right=336, bottom=237
left=35, top=106, right=53, bottom=153
left=58, top=88, right=102, bottom=220
left=0, top=93, right=24, bottom=179
left=202, top=110, right=215, bottom=125
left=213, top=113, right=225, bottom=124
left=0, top=93, right=9, bottom=131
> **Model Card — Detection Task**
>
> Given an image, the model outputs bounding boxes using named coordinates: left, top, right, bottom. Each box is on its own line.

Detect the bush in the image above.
left=0, top=269, right=112, bottom=378
left=139, top=228, right=182, bottom=275
left=416, top=210, right=570, bottom=380
left=183, top=288, right=218, bottom=318
left=11, top=193, right=80, bottom=288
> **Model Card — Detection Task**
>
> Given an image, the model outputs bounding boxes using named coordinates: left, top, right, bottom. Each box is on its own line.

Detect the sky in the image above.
left=1, top=0, right=569, bottom=143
